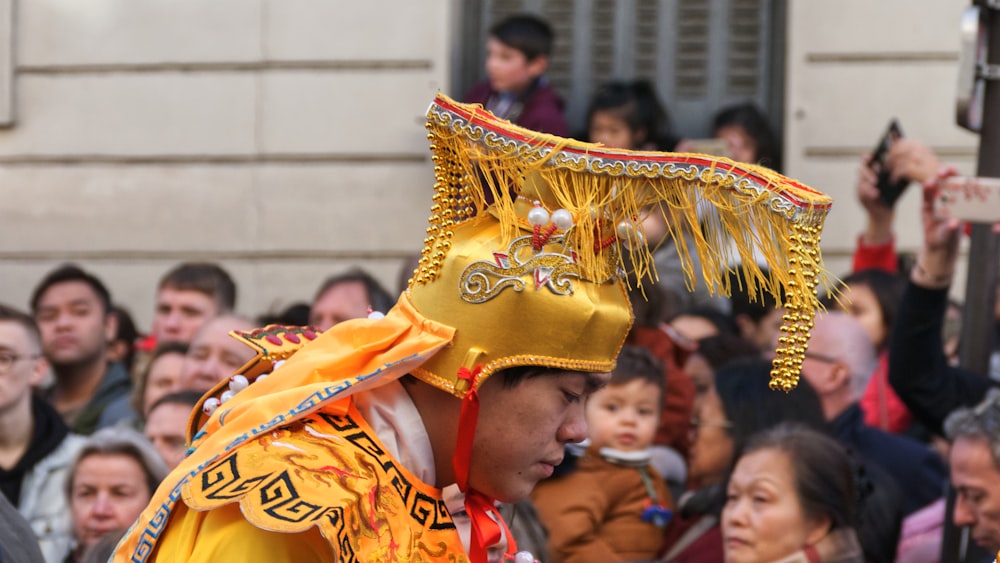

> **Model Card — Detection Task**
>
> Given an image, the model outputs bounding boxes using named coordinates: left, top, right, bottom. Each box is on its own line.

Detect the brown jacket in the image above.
left=532, top=449, right=673, bottom=563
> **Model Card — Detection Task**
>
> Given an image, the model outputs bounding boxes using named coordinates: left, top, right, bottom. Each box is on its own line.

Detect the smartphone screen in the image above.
left=935, top=176, right=1000, bottom=223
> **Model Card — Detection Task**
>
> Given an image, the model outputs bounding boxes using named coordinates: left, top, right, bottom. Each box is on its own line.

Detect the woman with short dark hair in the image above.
left=722, top=423, right=862, bottom=563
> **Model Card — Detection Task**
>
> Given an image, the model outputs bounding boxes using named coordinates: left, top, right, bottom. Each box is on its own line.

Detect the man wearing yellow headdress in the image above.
left=113, top=94, right=832, bottom=563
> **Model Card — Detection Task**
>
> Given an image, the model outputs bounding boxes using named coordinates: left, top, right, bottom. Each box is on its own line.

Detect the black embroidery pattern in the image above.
left=191, top=411, right=456, bottom=562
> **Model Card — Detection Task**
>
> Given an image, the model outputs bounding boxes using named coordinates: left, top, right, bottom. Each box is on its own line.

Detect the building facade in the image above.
left=0, top=0, right=977, bottom=327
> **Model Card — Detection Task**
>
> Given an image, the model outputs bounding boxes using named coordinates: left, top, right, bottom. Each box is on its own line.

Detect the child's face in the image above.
left=485, top=37, right=546, bottom=94
left=584, top=378, right=661, bottom=452
left=589, top=110, right=641, bottom=150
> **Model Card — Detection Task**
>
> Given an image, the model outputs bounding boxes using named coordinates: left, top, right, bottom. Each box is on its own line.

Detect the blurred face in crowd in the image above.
left=152, top=287, right=219, bottom=345
left=688, top=387, right=734, bottom=487
left=722, top=447, right=829, bottom=563
left=684, top=353, right=714, bottom=406
left=670, top=314, right=720, bottom=342
left=716, top=125, right=757, bottom=165
left=585, top=378, right=661, bottom=452
left=0, top=321, right=47, bottom=416
left=142, top=350, right=186, bottom=416
left=309, top=281, right=371, bottom=331
left=34, top=281, right=115, bottom=370
left=589, top=110, right=641, bottom=150
left=70, top=453, right=152, bottom=552
left=842, top=283, right=886, bottom=349
left=484, top=37, right=546, bottom=95
left=144, top=401, right=191, bottom=469
left=951, top=436, right=1000, bottom=552
left=742, top=308, right=785, bottom=354
left=176, top=316, right=254, bottom=393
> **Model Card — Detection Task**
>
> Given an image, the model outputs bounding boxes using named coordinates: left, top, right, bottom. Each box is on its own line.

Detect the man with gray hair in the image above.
left=944, top=388, right=1000, bottom=553
left=802, top=311, right=947, bottom=516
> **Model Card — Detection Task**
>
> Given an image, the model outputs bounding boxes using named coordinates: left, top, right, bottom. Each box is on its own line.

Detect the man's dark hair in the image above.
left=727, top=270, right=781, bottom=325
left=692, top=333, right=760, bottom=372
left=490, top=14, right=554, bottom=60
left=111, top=305, right=140, bottom=374
left=257, top=302, right=311, bottom=327
left=714, top=358, right=827, bottom=453
left=313, top=268, right=394, bottom=315
left=158, top=262, right=237, bottom=311
left=30, top=263, right=113, bottom=314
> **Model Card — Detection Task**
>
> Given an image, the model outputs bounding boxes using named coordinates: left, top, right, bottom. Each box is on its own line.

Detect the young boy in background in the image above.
left=463, top=13, right=569, bottom=136
left=531, top=345, right=673, bottom=563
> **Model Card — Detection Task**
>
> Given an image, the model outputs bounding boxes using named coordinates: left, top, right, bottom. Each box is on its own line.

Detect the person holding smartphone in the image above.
left=847, top=137, right=943, bottom=437
left=855, top=137, right=942, bottom=272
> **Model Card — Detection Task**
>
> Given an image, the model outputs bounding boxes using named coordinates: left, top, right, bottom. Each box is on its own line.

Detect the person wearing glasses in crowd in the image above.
left=801, top=311, right=946, bottom=518
left=0, top=304, right=85, bottom=563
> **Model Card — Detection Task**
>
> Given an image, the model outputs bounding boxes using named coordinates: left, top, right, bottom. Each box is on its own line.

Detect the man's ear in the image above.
left=527, top=54, right=549, bottom=79
left=826, top=361, right=851, bottom=394
left=104, top=310, right=119, bottom=345
left=29, top=356, right=50, bottom=388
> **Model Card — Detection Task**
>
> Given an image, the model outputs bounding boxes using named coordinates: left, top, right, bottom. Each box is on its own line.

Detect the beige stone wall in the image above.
left=785, top=0, right=979, bottom=295
left=0, top=0, right=454, bottom=328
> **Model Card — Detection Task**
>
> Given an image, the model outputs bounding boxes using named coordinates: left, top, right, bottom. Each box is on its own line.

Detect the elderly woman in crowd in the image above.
left=722, top=423, right=862, bottom=563
left=64, top=427, right=168, bottom=563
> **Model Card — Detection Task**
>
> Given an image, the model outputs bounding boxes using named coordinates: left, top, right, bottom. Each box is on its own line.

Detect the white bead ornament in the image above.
left=368, top=311, right=385, bottom=320
left=617, top=220, right=633, bottom=238
left=256, top=373, right=268, bottom=383
left=527, top=204, right=549, bottom=226
left=229, top=374, right=249, bottom=393
left=202, top=397, right=221, bottom=416
left=514, top=551, right=536, bottom=563
left=220, top=390, right=234, bottom=404
left=551, top=209, right=573, bottom=230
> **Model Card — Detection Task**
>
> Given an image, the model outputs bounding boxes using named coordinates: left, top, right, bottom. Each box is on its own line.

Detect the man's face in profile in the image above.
left=951, top=436, right=1000, bottom=552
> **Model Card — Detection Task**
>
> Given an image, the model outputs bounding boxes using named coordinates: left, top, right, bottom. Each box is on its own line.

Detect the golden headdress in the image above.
left=409, top=93, right=832, bottom=393
left=114, top=93, right=834, bottom=563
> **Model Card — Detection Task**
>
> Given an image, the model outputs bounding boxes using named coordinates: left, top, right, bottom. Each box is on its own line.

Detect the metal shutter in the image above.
left=461, top=0, right=784, bottom=139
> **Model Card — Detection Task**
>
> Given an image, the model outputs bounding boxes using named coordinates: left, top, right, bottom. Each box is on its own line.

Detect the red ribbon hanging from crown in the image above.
left=452, top=365, right=518, bottom=563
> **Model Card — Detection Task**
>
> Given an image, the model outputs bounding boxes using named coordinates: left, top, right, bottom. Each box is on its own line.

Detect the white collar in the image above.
left=353, top=379, right=436, bottom=485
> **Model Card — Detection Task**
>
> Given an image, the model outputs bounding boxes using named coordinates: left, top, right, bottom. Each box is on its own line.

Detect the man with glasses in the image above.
left=0, top=304, right=84, bottom=562
left=802, top=310, right=947, bottom=517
